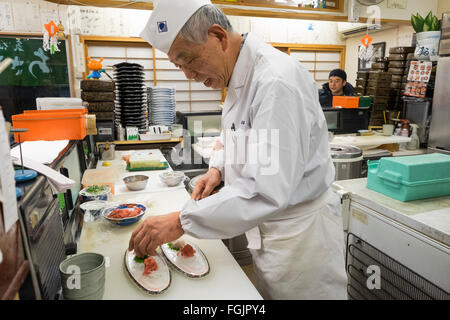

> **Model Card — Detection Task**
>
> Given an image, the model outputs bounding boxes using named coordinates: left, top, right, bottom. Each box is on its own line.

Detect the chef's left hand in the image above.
left=128, top=211, right=184, bottom=257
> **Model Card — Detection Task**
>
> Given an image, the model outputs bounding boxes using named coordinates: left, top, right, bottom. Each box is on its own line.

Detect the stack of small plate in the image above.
left=147, top=86, right=176, bottom=127
left=113, top=62, right=147, bottom=131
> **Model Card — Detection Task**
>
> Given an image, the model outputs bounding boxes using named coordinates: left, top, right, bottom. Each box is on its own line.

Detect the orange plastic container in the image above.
left=332, top=96, right=360, bottom=109
left=12, top=109, right=87, bottom=142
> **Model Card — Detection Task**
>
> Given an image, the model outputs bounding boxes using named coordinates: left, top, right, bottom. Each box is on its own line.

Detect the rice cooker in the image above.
left=330, top=144, right=363, bottom=181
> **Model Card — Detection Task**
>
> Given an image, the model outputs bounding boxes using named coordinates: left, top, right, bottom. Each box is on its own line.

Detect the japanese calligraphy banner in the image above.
left=0, top=37, right=69, bottom=86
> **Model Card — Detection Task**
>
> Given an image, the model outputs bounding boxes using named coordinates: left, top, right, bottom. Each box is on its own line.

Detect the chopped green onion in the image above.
left=134, top=255, right=148, bottom=263
left=168, top=242, right=179, bottom=251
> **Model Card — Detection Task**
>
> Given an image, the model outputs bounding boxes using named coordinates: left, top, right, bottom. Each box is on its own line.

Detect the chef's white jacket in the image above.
left=179, top=33, right=347, bottom=299
left=180, top=33, right=335, bottom=240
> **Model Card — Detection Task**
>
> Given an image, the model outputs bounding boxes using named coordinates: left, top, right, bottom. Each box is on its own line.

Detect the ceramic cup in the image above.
left=59, top=252, right=105, bottom=300
left=383, top=124, right=394, bottom=136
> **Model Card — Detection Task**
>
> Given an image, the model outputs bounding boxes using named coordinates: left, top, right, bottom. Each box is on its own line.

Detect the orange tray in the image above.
left=12, top=109, right=87, bottom=142
left=332, top=96, right=360, bottom=109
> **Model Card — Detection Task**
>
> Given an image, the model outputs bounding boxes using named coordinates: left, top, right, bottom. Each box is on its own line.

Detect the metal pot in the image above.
left=188, top=174, right=252, bottom=266
left=98, top=142, right=115, bottom=161
left=330, top=144, right=363, bottom=181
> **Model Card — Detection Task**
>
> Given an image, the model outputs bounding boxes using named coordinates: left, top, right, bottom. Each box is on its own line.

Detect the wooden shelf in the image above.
left=214, top=0, right=344, bottom=13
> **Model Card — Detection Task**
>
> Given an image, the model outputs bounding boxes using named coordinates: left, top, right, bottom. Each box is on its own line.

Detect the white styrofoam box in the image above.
left=36, top=98, right=84, bottom=110
left=126, top=47, right=153, bottom=59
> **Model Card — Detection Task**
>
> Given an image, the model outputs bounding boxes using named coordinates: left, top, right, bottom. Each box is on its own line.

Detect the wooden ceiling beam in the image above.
left=44, top=0, right=411, bottom=24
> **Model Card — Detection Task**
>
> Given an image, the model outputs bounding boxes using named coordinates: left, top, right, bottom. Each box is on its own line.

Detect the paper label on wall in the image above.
left=79, top=7, right=105, bottom=35
left=0, top=110, right=18, bottom=233
left=12, top=1, right=41, bottom=32
left=40, top=8, right=60, bottom=33
left=103, top=8, right=122, bottom=36
left=0, top=2, right=13, bottom=32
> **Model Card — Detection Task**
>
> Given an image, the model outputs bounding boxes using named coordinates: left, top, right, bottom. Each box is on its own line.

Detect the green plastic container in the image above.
left=366, top=153, right=450, bottom=202
left=358, top=96, right=372, bottom=109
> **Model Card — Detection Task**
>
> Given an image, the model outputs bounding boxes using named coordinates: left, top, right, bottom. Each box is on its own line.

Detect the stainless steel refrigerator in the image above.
left=428, top=12, right=450, bottom=154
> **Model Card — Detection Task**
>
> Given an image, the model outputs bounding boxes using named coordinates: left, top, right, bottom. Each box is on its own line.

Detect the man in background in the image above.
left=319, top=69, right=355, bottom=108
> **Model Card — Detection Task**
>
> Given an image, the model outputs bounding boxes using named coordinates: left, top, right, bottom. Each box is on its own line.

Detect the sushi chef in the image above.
left=129, top=0, right=347, bottom=299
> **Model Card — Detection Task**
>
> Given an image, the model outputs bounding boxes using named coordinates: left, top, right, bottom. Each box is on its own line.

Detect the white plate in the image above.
left=140, top=133, right=171, bottom=141
left=124, top=250, right=171, bottom=294
left=160, top=242, right=210, bottom=278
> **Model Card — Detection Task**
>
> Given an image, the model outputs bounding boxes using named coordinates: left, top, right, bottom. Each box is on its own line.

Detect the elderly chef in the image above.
left=129, top=0, right=348, bottom=300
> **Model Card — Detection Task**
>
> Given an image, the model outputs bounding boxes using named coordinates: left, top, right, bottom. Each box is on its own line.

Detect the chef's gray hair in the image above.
left=178, top=5, right=233, bottom=44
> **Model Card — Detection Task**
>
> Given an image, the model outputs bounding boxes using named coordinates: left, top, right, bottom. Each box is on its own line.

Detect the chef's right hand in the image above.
left=191, top=167, right=221, bottom=201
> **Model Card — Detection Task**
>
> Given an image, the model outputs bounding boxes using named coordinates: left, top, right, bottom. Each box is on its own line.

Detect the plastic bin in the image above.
left=12, top=109, right=87, bottom=142
left=358, top=96, right=372, bottom=109
left=332, top=96, right=360, bottom=109
left=367, top=153, right=450, bottom=202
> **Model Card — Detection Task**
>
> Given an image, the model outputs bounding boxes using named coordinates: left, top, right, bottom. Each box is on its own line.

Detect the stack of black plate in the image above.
left=113, top=62, right=147, bottom=130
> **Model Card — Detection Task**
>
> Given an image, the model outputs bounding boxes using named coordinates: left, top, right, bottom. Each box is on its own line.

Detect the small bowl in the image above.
left=102, top=203, right=146, bottom=226
left=80, top=200, right=108, bottom=218
left=79, top=185, right=110, bottom=202
left=123, top=175, right=149, bottom=191
left=159, top=171, right=185, bottom=187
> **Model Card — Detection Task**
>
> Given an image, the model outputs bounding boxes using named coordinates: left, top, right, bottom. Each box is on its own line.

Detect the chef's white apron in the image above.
left=247, top=189, right=348, bottom=300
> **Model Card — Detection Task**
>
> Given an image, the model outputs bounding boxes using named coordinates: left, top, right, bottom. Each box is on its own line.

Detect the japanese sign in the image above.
left=0, top=37, right=68, bottom=86
left=403, top=60, right=433, bottom=98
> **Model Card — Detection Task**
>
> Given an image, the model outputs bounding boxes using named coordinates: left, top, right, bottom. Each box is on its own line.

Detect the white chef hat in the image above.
left=140, top=0, right=212, bottom=54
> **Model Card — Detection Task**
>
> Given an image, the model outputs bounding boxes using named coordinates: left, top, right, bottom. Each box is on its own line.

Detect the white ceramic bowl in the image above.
left=159, top=171, right=185, bottom=187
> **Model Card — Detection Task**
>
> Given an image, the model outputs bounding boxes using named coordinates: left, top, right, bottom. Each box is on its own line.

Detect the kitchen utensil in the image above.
left=123, top=175, right=149, bottom=191
left=159, top=171, right=185, bottom=187
left=382, top=124, right=395, bottom=136
left=99, top=141, right=115, bottom=161
left=79, top=200, right=108, bottom=220
left=79, top=185, right=110, bottom=202
left=59, top=253, right=105, bottom=300
left=102, top=203, right=146, bottom=226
